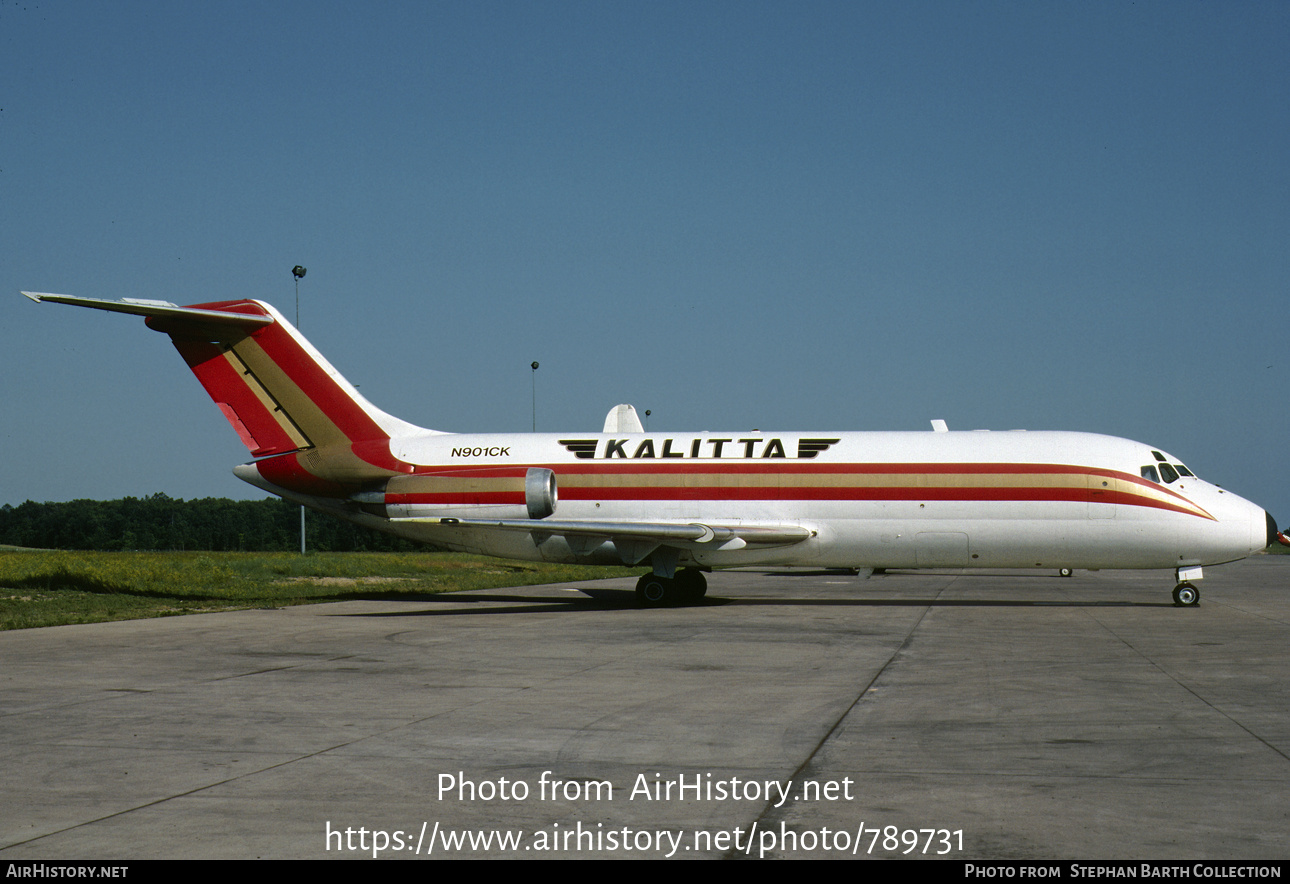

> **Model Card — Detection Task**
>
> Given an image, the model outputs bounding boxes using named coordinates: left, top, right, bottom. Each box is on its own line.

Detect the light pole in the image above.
left=293, top=265, right=307, bottom=554
left=531, top=361, right=539, bottom=432
left=293, top=266, right=306, bottom=325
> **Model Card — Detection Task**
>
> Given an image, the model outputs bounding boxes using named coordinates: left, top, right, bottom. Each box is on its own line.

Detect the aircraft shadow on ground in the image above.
left=338, top=585, right=1170, bottom=618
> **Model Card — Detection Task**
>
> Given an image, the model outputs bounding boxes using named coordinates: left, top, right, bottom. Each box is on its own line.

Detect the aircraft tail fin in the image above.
left=23, top=293, right=431, bottom=483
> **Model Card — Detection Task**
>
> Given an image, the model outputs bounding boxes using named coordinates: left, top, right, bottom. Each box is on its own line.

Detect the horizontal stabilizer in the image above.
left=27, top=291, right=433, bottom=472
left=22, top=292, right=274, bottom=328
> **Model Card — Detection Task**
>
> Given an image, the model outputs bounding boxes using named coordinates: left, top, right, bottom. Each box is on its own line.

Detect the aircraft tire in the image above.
left=675, top=568, right=708, bottom=602
left=1172, top=582, right=1200, bottom=607
left=636, top=574, right=673, bottom=607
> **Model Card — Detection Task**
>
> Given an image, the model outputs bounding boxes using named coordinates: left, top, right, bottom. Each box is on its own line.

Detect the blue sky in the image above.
left=3, top=1, right=1288, bottom=523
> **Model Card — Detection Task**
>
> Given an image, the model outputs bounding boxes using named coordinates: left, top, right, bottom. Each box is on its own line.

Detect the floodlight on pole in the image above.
left=293, top=265, right=307, bottom=553
left=292, top=266, right=306, bottom=326
left=531, top=362, right=540, bottom=432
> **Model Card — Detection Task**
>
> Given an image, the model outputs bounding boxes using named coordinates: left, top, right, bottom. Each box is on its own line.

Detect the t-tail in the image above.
left=22, top=292, right=431, bottom=496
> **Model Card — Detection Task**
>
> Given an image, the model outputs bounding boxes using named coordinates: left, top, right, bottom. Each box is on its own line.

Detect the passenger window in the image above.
left=1159, top=463, right=1179, bottom=484
left=1141, top=465, right=1160, bottom=483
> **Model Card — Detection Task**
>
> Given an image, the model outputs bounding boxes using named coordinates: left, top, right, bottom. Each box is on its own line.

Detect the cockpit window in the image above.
left=1143, top=454, right=1196, bottom=484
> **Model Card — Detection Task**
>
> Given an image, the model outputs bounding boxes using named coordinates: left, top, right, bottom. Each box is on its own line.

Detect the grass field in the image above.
left=4, top=544, right=1284, bottom=631
left=0, top=549, right=625, bottom=630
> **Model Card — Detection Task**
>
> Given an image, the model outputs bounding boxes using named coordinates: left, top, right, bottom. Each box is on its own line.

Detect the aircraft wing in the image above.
left=394, top=516, right=812, bottom=562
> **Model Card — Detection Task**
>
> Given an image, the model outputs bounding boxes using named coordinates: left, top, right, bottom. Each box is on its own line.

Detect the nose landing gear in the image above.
left=1172, top=565, right=1203, bottom=607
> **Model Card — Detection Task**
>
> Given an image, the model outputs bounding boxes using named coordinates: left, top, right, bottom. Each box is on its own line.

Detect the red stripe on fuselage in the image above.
left=385, top=463, right=1208, bottom=519
left=520, top=461, right=1203, bottom=512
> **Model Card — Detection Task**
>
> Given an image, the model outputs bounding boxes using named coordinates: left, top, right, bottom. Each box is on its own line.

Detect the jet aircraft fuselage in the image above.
left=25, top=292, right=1283, bottom=607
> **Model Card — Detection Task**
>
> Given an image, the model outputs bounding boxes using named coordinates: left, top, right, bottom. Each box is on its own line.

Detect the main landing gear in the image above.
left=1172, top=582, right=1200, bottom=607
left=635, top=569, right=708, bottom=607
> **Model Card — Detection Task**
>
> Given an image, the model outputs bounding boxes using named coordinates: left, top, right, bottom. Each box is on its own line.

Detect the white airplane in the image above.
left=24, top=292, right=1287, bottom=607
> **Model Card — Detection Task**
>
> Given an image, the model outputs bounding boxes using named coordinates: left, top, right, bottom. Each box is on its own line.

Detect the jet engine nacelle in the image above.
left=525, top=467, right=557, bottom=519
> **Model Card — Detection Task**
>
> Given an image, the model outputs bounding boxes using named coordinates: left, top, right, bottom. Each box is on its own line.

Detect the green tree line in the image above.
left=0, top=494, right=424, bottom=552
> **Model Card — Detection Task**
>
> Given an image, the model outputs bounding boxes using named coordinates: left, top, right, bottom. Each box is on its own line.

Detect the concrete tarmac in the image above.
left=2, top=556, right=1287, bottom=860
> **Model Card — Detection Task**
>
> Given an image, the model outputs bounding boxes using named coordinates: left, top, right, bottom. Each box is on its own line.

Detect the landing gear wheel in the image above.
left=1059, top=568, right=1073, bottom=578
left=675, top=568, right=708, bottom=602
left=635, top=574, right=674, bottom=607
left=1172, top=582, right=1200, bottom=607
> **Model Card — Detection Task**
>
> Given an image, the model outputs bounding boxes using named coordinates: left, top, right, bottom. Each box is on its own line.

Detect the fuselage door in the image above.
left=1088, top=475, right=1117, bottom=519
